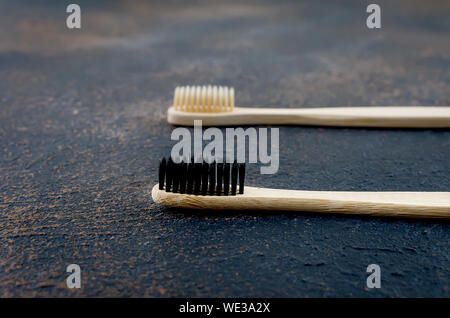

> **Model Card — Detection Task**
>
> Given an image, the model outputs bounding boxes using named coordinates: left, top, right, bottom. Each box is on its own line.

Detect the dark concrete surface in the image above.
left=0, top=0, right=449, bottom=297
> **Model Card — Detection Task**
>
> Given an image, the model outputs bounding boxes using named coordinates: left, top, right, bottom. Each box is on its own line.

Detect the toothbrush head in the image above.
left=173, top=85, right=235, bottom=113
left=158, top=157, right=245, bottom=196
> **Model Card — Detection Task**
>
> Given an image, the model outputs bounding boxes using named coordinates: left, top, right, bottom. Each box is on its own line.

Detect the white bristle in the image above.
left=173, top=85, right=235, bottom=112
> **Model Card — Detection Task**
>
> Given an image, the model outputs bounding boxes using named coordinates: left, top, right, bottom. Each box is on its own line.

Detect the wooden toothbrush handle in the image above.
left=238, top=187, right=450, bottom=218
left=152, top=185, right=450, bottom=218
left=239, top=106, right=450, bottom=128
left=222, top=106, right=450, bottom=127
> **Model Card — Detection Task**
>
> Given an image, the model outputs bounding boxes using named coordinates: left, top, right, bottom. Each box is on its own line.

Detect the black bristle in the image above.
left=159, top=158, right=166, bottom=190
left=209, top=161, right=216, bottom=195
left=223, top=163, right=230, bottom=196
left=179, top=162, right=187, bottom=193
left=231, top=161, right=238, bottom=195
left=193, top=163, right=202, bottom=194
left=172, top=161, right=180, bottom=193
left=186, top=162, right=194, bottom=194
left=238, top=163, right=245, bottom=194
left=201, top=163, right=209, bottom=195
left=216, top=163, right=223, bottom=195
left=166, top=157, right=173, bottom=192
left=159, top=157, right=245, bottom=196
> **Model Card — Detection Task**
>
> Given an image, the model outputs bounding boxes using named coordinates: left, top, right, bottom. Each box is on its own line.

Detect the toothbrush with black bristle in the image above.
left=152, top=157, right=450, bottom=219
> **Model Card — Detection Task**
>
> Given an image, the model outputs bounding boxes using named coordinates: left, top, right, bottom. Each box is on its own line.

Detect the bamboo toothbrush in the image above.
left=152, top=158, right=450, bottom=219
left=167, top=85, right=450, bottom=128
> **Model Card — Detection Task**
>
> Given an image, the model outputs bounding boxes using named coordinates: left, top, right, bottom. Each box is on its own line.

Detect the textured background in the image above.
left=0, top=0, right=449, bottom=297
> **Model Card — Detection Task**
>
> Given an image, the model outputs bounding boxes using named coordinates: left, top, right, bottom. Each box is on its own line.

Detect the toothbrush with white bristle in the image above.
left=167, top=85, right=450, bottom=128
